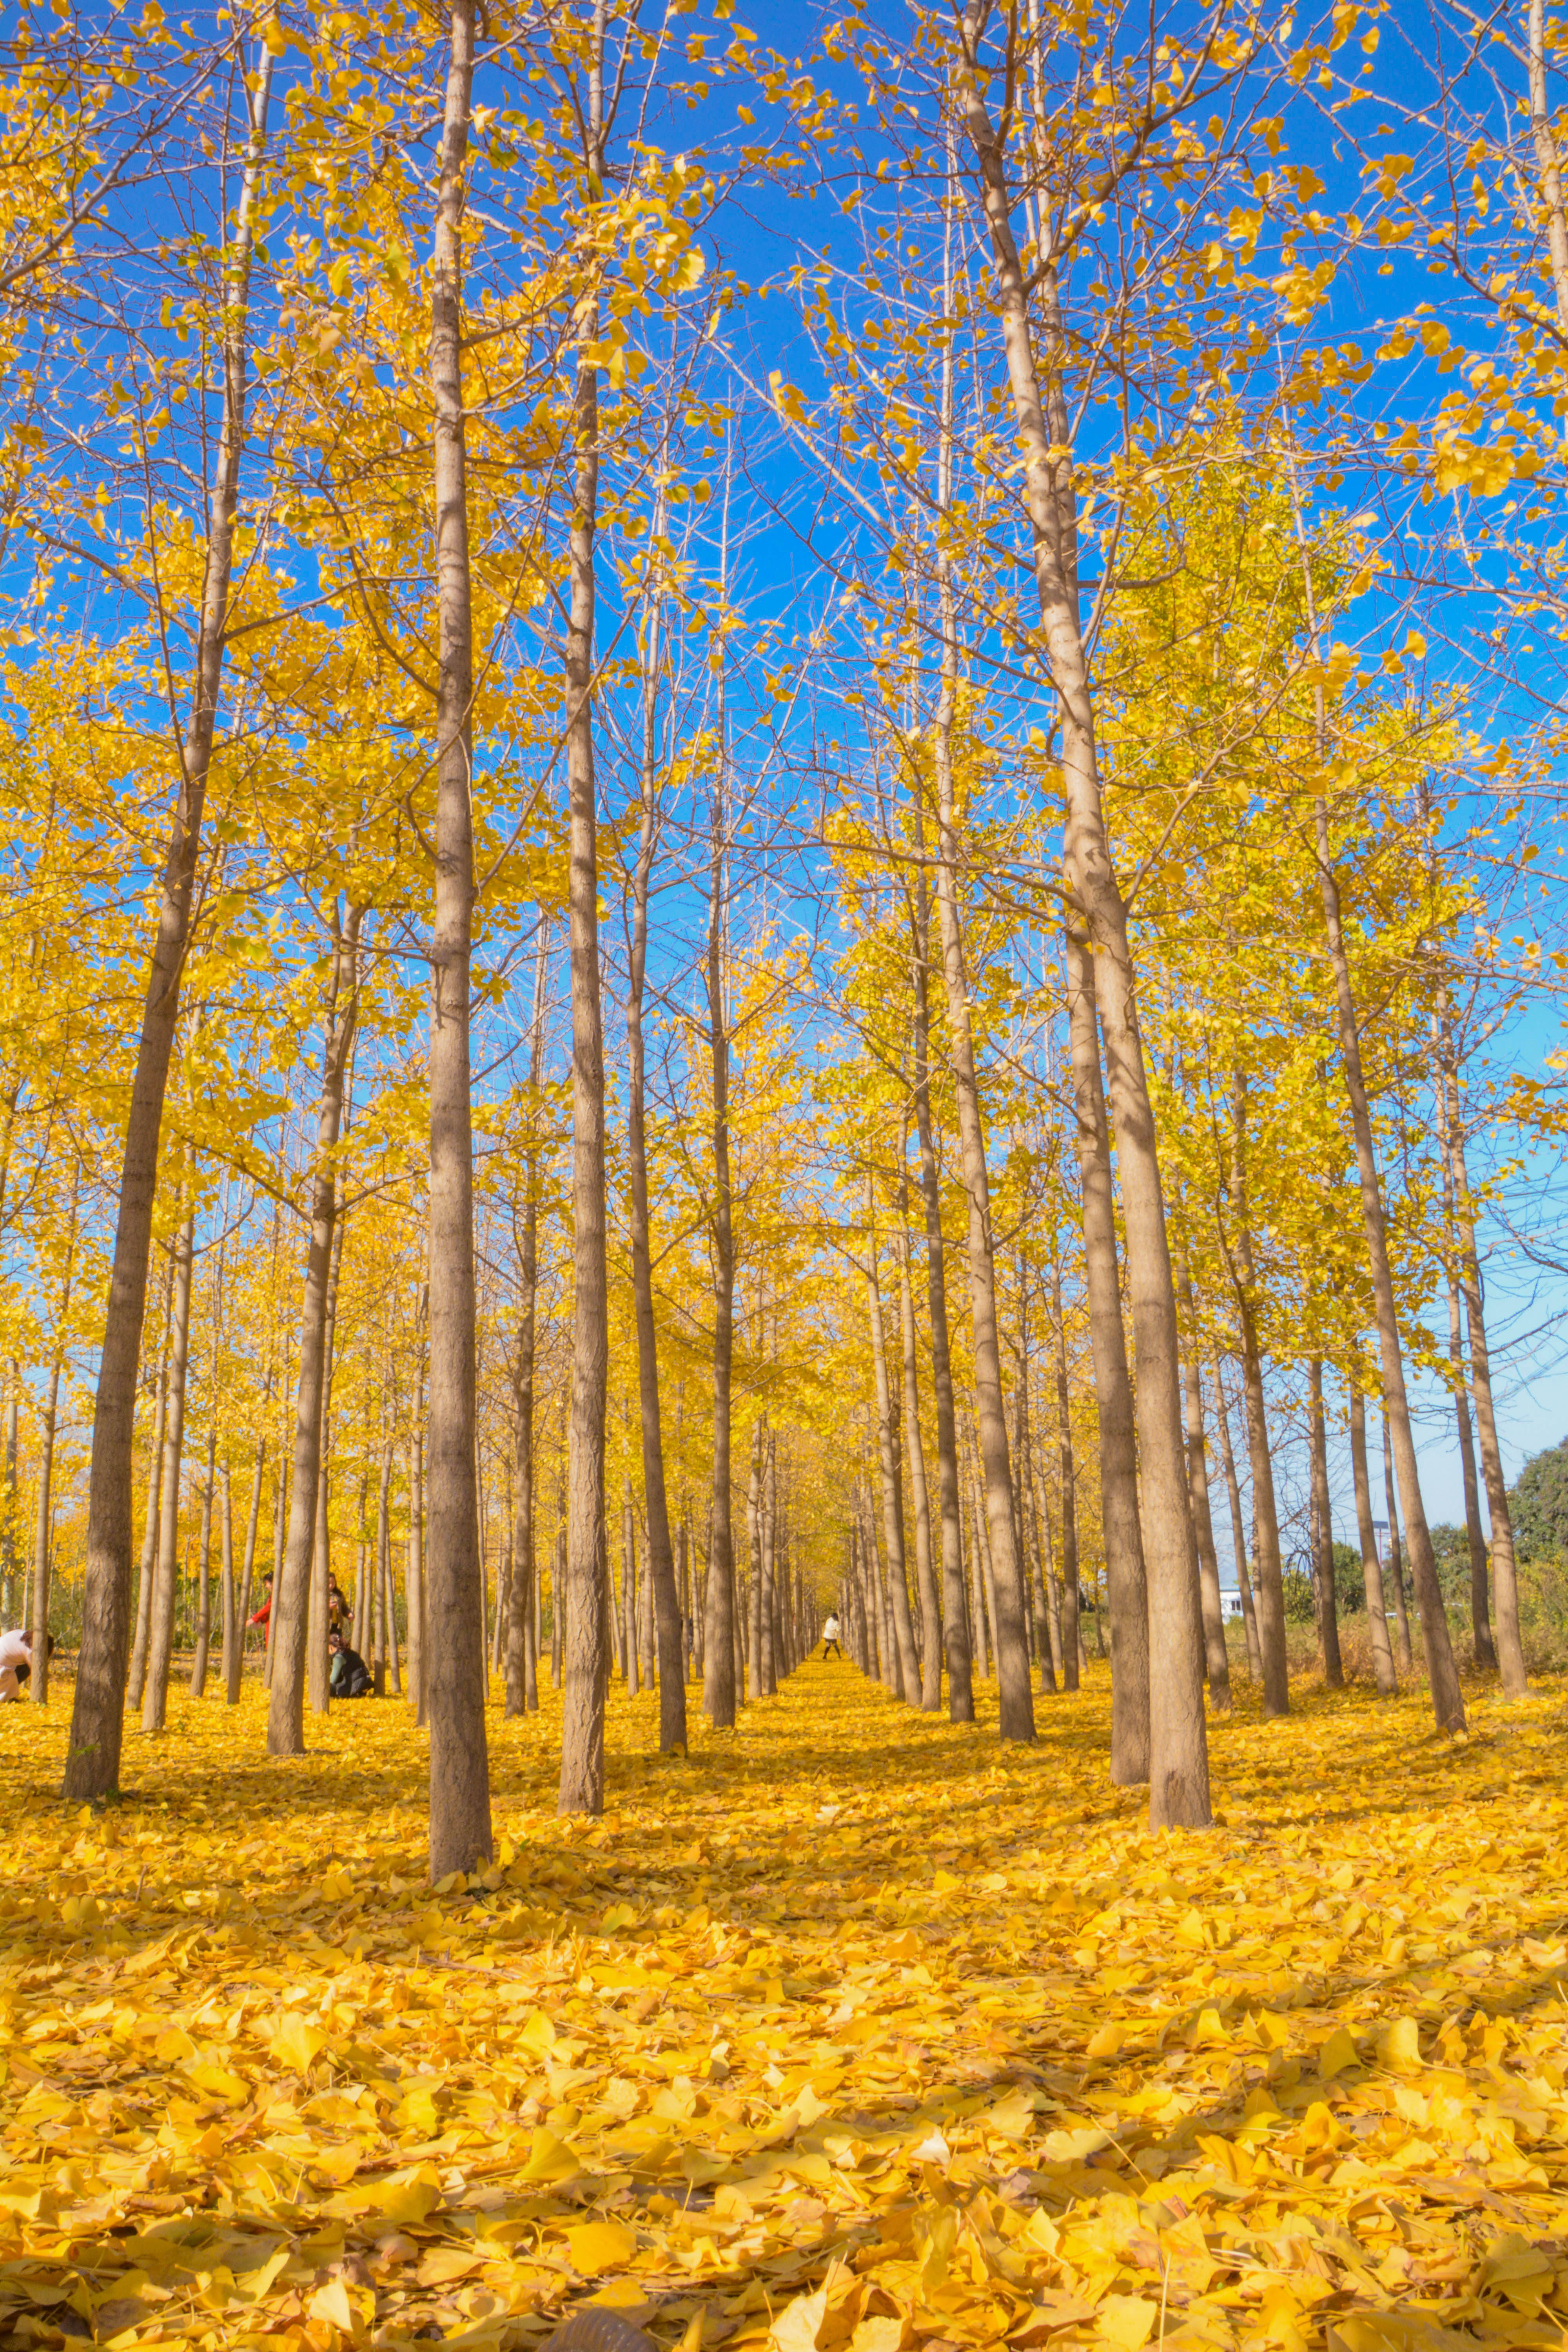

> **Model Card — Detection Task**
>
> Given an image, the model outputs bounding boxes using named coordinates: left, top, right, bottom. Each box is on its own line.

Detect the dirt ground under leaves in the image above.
left=2, top=1658, right=1567, bottom=2352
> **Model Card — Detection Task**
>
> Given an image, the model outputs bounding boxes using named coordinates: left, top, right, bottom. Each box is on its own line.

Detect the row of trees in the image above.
left=0, top=0, right=1559, bottom=1872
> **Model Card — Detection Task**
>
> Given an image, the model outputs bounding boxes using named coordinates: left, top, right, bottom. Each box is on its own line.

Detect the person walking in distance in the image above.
left=821, top=1612, right=843, bottom=1662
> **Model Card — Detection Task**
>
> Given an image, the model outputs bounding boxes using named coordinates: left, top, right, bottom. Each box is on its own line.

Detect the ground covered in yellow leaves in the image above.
left=3, top=1662, right=1568, bottom=2352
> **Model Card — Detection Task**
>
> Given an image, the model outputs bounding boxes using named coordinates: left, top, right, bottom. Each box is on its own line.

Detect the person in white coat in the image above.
left=821, top=1613, right=843, bottom=1662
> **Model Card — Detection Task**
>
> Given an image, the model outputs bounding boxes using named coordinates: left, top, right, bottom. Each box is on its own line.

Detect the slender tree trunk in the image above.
left=760, top=1434, right=778, bottom=1695
left=1065, top=920, right=1149, bottom=1771
left=424, top=0, right=494, bottom=1871
left=1348, top=1380, right=1397, bottom=1692
left=64, top=39, right=274, bottom=1803
left=865, top=1241, right=920, bottom=1700
left=626, top=531, right=687, bottom=1755
left=1307, top=839, right=1463, bottom=1728
left=955, top=13, right=1205, bottom=1824
left=143, top=1198, right=195, bottom=1733
left=909, top=890, right=971, bottom=1721
left=268, top=917, right=360, bottom=1753
left=1212, top=1364, right=1263, bottom=1682
left=1221, top=1074, right=1290, bottom=1711
left=506, top=928, right=549, bottom=1719
left=227, top=1432, right=265, bottom=1701
left=1308, top=1358, right=1344, bottom=1687
left=128, top=1264, right=173, bottom=1711
left=408, top=1336, right=427, bottom=1722
left=1439, top=1039, right=1526, bottom=1694
left=1175, top=1272, right=1230, bottom=1709
left=558, top=7, right=612, bottom=1814
left=189, top=1424, right=218, bottom=1695
left=1381, top=1413, right=1415, bottom=1675
left=29, top=1170, right=78, bottom=1704
left=263, top=1461, right=285, bottom=1690
left=896, top=1196, right=942, bottom=1707
left=702, top=652, right=737, bottom=1733
left=374, top=1435, right=392, bottom=1695
left=1049, top=1254, right=1081, bottom=1692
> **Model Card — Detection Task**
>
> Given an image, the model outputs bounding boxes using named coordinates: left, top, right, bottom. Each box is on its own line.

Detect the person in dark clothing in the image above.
left=328, top=1626, right=373, bottom=1697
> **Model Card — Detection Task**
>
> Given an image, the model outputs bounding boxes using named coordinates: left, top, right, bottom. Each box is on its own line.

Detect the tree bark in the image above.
left=1220, top=1073, right=1290, bottom=1712
left=865, top=1239, right=920, bottom=1699
left=1348, top=1379, right=1397, bottom=1692
left=189, top=1424, right=218, bottom=1696
left=702, top=640, right=737, bottom=1732
left=1438, top=1034, right=1525, bottom=1693
left=626, top=525, right=687, bottom=1754
left=1381, top=1412, right=1415, bottom=1675
left=954, top=3, right=1205, bottom=1826
left=1049, top=1253, right=1081, bottom=1691
left=896, top=1194, right=942, bottom=1707
left=1308, top=1357, right=1344, bottom=1688
left=506, top=924, right=549, bottom=1719
left=64, top=38, right=274, bottom=1803
left=29, top=1167, right=78, bottom=1704
left=423, top=0, right=494, bottom=1873
left=268, top=913, right=360, bottom=1757
left=1310, top=829, right=1463, bottom=1727
left=1211, top=1363, right=1263, bottom=1682
left=227, top=1430, right=265, bottom=1701
left=909, top=885, right=971, bottom=1720
left=143, top=1197, right=195, bottom=1733
left=1175, top=1267, right=1230, bottom=1708
left=128, top=1263, right=173, bottom=1711
left=558, top=0, right=612, bottom=1814
left=1065, top=918, right=1149, bottom=1771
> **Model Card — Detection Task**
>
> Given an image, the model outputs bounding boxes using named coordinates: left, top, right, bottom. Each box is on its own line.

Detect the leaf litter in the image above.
left=2, top=1664, right=1568, bottom=2352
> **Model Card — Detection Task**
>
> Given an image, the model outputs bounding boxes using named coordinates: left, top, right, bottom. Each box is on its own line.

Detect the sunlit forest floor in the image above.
left=3, top=1661, right=1568, bottom=2352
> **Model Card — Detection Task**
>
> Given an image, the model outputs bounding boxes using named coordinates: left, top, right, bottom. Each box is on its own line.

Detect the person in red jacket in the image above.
left=247, top=1574, right=274, bottom=1632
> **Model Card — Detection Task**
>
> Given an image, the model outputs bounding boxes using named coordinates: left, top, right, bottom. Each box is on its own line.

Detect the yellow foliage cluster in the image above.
left=3, top=1667, right=1568, bottom=2352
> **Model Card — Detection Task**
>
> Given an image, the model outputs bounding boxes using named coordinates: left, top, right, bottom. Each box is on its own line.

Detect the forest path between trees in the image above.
left=2, top=1662, right=1568, bottom=2352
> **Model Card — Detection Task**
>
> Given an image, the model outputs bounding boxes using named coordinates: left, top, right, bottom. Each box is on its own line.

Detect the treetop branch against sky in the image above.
left=0, top=0, right=1564, bottom=1850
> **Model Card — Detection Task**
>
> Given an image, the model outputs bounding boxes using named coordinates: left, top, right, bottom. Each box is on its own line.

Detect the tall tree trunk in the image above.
left=407, top=1317, right=427, bottom=1723
left=865, top=1240, right=920, bottom=1700
left=1065, top=922, right=1148, bottom=1770
left=227, top=1430, right=266, bottom=1702
left=954, top=7, right=1205, bottom=1826
left=909, top=887, right=971, bottom=1721
left=1439, top=1035, right=1526, bottom=1695
left=1381, top=1414, right=1415, bottom=1675
left=896, top=1194, right=942, bottom=1707
left=1308, top=828, right=1463, bottom=1728
left=143, top=1197, right=195, bottom=1733
left=752, top=1421, right=771, bottom=1703
left=128, top=1263, right=174, bottom=1710
left=626, top=525, right=687, bottom=1755
left=268, top=914, right=360, bottom=1753
left=64, top=38, right=274, bottom=1802
left=309, top=1174, right=347, bottom=1714
left=1175, top=1269, right=1230, bottom=1709
left=425, top=0, right=494, bottom=1873
left=1012, top=1266, right=1053, bottom=1691
left=760, top=1433, right=778, bottom=1695
left=1348, top=1379, right=1397, bottom=1692
left=1308, top=1358, right=1344, bottom=1688
left=702, top=630, right=737, bottom=1732
left=1049, top=1252, right=1081, bottom=1692
left=926, top=376, right=1034, bottom=1740
left=1212, top=1364, right=1263, bottom=1682
left=189, top=1424, right=218, bottom=1695
left=29, top=1167, right=78, bottom=1705
left=218, top=1457, right=235, bottom=1694
left=1221, top=1073, right=1290, bottom=1712
left=374, top=1435, right=393, bottom=1695
left=558, top=2, right=612, bottom=1814
left=507, top=925, right=549, bottom=1719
